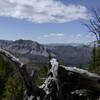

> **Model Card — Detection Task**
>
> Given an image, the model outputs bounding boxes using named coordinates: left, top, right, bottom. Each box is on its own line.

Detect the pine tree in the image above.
left=3, top=72, right=25, bottom=100
left=89, top=45, right=100, bottom=74
left=0, top=56, right=13, bottom=98
left=0, top=55, right=25, bottom=100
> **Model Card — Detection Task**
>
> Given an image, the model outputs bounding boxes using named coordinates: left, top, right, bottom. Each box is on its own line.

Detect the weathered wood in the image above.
left=58, top=66, right=100, bottom=92
left=1, top=48, right=100, bottom=100
left=0, top=48, right=46, bottom=100
left=57, top=66, right=100, bottom=100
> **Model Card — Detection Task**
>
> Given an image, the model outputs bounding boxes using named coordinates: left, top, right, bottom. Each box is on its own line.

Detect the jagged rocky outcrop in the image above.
left=0, top=49, right=100, bottom=100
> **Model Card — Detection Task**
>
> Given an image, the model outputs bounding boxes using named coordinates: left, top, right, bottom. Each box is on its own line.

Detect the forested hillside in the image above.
left=0, top=55, right=25, bottom=100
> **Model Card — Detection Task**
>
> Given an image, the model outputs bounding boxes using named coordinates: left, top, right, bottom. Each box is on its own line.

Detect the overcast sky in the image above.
left=0, top=0, right=99, bottom=44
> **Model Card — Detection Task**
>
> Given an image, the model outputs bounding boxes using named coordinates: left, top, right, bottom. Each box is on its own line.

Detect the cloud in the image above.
left=77, top=34, right=81, bottom=37
left=0, top=0, right=90, bottom=23
left=43, top=34, right=49, bottom=38
left=43, top=33, right=64, bottom=38
left=56, top=33, right=64, bottom=36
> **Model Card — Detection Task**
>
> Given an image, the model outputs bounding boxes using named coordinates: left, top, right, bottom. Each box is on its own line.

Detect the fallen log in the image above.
left=1, top=48, right=100, bottom=100
left=58, top=66, right=100, bottom=92
left=0, top=48, right=46, bottom=100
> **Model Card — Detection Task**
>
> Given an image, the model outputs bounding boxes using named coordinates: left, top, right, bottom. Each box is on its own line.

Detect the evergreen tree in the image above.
left=89, top=45, right=100, bottom=74
left=36, top=66, right=49, bottom=85
left=3, top=72, right=25, bottom=100
left=0, top=56, right=13, bottom=98
left=84, top=9, right=100, bottom=74
left=0, top=55, right=25, bottom=100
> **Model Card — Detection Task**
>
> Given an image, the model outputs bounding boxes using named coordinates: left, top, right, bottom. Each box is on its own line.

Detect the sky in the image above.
left=0, top=0, right=100, bottom=44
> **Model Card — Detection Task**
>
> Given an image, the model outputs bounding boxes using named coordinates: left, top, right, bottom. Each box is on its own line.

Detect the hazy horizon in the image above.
left=0, top=38, right=95, bottom=45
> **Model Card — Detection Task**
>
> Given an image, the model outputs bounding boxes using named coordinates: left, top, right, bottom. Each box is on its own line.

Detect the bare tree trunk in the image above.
left=0, top=48, right=46, bottom=100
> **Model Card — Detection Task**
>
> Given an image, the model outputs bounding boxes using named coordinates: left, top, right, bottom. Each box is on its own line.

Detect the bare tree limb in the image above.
left=0, top=48, right=46, bottom=100
left=84, top=9, right=100, bottom=42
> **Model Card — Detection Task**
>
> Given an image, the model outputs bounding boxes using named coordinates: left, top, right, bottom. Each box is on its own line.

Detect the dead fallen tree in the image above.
left=0, top=48, right=100, bottom=100
left=59, top=66, right=100, bottom=92
left=0, top=49, right=46, bottom=100
left=57, top=66, right=100, bottom=100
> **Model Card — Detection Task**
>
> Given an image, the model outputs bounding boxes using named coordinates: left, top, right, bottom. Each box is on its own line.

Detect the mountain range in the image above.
left=0, top=39, right=93, bottom=69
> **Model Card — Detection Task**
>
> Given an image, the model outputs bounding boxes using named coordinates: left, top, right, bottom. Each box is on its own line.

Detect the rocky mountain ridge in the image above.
left=0, top=39, right=50, bottom=57
left=45, top=44, right=92, bottom=67
left=0, top=39, right=93, bottom=69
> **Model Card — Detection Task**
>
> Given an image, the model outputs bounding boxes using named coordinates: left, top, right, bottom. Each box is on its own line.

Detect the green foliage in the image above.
left=0, top=56, right=13, bottom=97
left=89, top=46, right=100, bottom=74
left=59, top=59, right=65, bottom=65
left=36, top=66, right=49, bottom=85
left=3, top=72, right=25, bottom=100
left=0, top=55, right=25, bottom=100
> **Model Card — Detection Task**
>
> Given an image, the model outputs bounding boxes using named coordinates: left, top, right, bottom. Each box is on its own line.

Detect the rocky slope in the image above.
left=0, top=40, right=93, bottom=69
left=45, top=44, right=92, bottom=67
left=0, top=39, right=55, bottom=69
left=0, top=39, right=49, bottom=56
